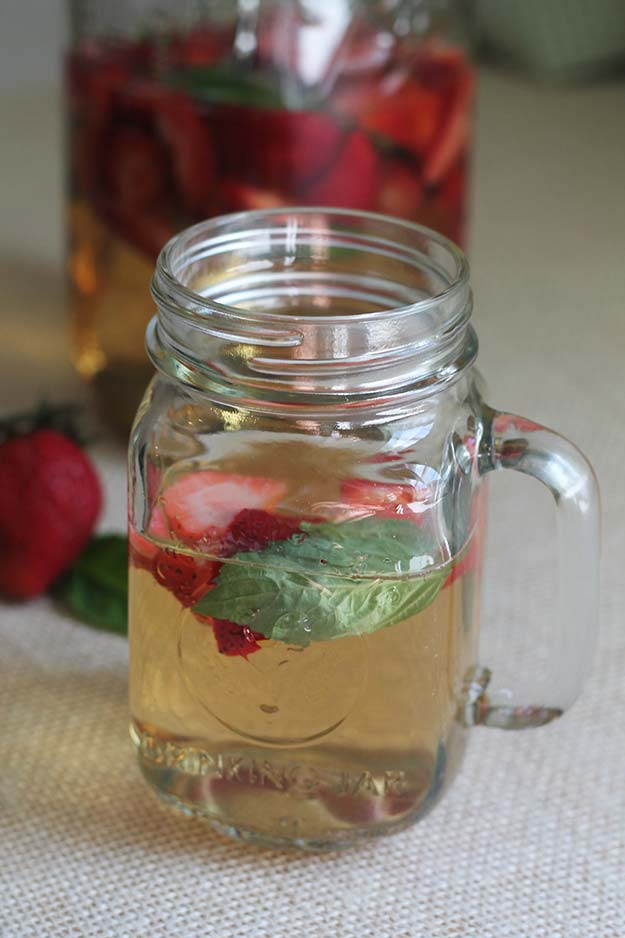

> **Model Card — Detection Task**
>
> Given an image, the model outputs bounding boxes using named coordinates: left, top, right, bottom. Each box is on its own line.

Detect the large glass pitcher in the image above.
left=66, top=0, right=474, bottom=430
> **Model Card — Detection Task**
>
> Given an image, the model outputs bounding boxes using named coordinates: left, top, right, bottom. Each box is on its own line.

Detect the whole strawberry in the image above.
left=0, top=407, right=102, bottom=599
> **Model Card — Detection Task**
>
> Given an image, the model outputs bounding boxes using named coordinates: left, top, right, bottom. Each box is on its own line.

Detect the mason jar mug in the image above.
left=128, top=209, right=599, bottom=850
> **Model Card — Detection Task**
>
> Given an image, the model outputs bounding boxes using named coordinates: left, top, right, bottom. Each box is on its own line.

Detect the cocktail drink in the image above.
left=128, top=209, right=599, bottom=849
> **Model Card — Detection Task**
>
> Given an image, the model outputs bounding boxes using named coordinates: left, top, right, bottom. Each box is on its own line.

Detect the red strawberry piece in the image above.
left=224, top=508, right=306, bottom=554
left=104, top=125, right=171, bottom=212
left=70, top=68, right=214, bottom=255
left=165, top=27, right=232, bottom=68
left=128, top=507, right=169, bottom=571
left=152, top=548, right=218, bottom=607
left=423, top=67, right=475, bottom=188
left=209, top=617, right=266, bottom=659
left=157, top=93, right=216, bottom=214
left=301, top=129, right=379, bottom=210
left=161, top=470, right=287, bottom=547
left=340, top=478, right=428, bottom=523
left=335, top=77, right=442, bottom=158
left=0, top=429, right=102, bottom=599
left=377, top=159, right=424, bottom=220
left=213, top=107, right=344, bottom=195
left=256, top=111, right=345, bottom=191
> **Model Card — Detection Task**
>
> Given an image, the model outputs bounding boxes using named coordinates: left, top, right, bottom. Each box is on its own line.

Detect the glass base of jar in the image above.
left=132, top=726, right=461, bottom=852
left=150, top=781, right=441, bottom=853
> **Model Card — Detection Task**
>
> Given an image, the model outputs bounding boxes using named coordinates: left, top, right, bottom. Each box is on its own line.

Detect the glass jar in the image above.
left=128, top=209, right=599, bottom=850
left=66, top=0, right=474, bottom=431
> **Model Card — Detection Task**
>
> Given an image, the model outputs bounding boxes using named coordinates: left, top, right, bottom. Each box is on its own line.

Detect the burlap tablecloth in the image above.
left=1, top=72, right=624, bottom=937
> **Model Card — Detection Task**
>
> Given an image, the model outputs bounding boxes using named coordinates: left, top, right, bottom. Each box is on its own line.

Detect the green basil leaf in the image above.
left=166, top=64, right=286, bottom=110
left=194, top=517, right=446, bottom=645
left=58, top=534, right=128, bottom=635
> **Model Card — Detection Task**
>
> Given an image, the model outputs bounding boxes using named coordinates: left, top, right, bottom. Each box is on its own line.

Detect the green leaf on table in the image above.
left=58, top=534, right=128, bottom=635
left=166, top=64, right=286, bottom=110
left=194, top=517, right=446, bottom=646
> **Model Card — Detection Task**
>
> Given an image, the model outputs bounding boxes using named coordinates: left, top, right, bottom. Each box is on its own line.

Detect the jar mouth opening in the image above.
left=154, top=207, right=469, bottom=325
left=149, top=208, right=475, bottom=405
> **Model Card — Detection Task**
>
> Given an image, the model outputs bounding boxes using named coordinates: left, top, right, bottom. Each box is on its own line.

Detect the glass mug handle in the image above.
left=463, top=408, right=600, bottom=730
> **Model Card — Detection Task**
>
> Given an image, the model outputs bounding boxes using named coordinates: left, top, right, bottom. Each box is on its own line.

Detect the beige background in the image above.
left=1, top=69, right=625, bottom=936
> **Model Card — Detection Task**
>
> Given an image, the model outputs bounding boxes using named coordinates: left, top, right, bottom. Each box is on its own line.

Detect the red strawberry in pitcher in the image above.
left=301, top=129, right=380, bottom=210
left=212, top=106, right=344, bottom=196
left=377, top=158, right=424, bottom=219
left=70, top=74, right=216, bottom=257
left=336, top=76, right=442, bottom=159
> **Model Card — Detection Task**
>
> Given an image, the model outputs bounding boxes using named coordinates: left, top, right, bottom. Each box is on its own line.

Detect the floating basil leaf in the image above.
left=194, top=517, right=446, bottom=646
left=166, top=64, right=285, bottom=110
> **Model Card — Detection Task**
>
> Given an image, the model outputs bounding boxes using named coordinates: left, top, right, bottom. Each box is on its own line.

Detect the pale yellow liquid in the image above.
left=129, top=436, right=481, bottom=848
left=130, top=560, right=479, bottom=849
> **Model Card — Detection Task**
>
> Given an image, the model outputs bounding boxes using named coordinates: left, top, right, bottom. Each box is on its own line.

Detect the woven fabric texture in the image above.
left=1, top=73, right=624, bottom=937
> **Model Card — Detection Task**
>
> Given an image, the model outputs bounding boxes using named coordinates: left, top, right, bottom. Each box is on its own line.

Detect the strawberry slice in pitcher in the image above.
left=335, top=77, right=442, bottom=159
left=377, top=158, right=424, bottom=220
left=160, top=470, right=287, bottom=547
left=301, top=129, right=379, bottom=210
left=423, top=67, right=475, bottom=188
left=212, top=107, right=344, bottom=195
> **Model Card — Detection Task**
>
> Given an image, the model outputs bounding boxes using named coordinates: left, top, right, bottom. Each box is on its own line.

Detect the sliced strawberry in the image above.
left=223, top=509, right=305, bottom=554
left=104, top=125, right=171, bottom=212
left=376, top=159, right=424, bottom=220
left=210, top=617, right=266, bottom=658
left=158, top=93, right=216, bottom=214
left=340, top=479, right=428, bottom=522
left=301, top=129, right=379, bottom=210
left=152, top=548, right=218, bottom=607
left=423, top=68, right=474, bottom=188
left=128, top=507, right=169, bottom=570
left=161, top=470, right=287, bottom=546
left=165, top=27, right=232, bottom=69
left=213, top=107, right=344, bottom=195
left=194, top=613, right=266, bottom=659
left=336, top=78, right=442, bottom=159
